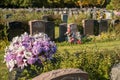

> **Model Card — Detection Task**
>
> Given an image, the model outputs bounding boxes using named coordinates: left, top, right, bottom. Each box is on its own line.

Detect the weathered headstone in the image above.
left=54, top=11, right=58, bottom=15
left=29, top=20, right=55, bottom=40
left=110, top=63, right=120, bottom=80
left=87, top=9, right=93, bottom=19
left=59, top=23, right=67, bottom=42
left=33, top=68, right=88, bottom=80
left=94, top=20, right=99, bottom=35
left=45, top=21, right=55, bottom=40
left=105, top=11, right=112, bottom=19
left=61, top=13, right=68, bottom=23
left=42, top=15, right=49, bottom=21
left=69, top=23, right=78, bottom=33
left=92, top=7, right=97, bottom=20
left=59, top=11, right=63, bottom=15
left=83, top=19, right=99, bottom=35
left=8, top=21, right=25, bottom=41
left=29, top=20, right=45, bottom=35
left=69, top=9, right=73, bottom=16
left=66, top=23, right=81, bottom=44
left=99, top=19, right=108, bottom=34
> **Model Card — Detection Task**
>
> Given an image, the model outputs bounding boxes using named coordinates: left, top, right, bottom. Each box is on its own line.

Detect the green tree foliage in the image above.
left=107, top=0, right=120, bottom=10
left=19, top=0, right=32, bottom=8
left=0, top=0, right=110, bottom=8
left=76, top=0, right=106, bottom=7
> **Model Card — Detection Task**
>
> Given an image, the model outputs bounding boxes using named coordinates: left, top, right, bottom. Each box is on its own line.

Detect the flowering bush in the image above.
left=4, top=32, right=57, bottom=72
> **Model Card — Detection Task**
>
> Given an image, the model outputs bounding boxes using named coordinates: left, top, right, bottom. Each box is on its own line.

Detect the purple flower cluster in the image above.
left=4, top=32, right=57, bottom=72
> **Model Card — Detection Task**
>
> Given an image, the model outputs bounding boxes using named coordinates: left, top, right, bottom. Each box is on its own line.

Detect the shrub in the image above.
left=30, top=47, right=120, bottom=80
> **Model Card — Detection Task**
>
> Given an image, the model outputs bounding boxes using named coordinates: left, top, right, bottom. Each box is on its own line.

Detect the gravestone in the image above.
left=59, top=23, right=67, bottom=42
left=105, top=12, right=112, bottom=19
left=83, top=20, right=99, bottom=35
left=94, top=20, right=99, bottom=35
left=61, top=13, right=68, bottom=23
left=66, top=23, right=81, bottom=44
left=33, top=68, right=88, bottom=80
left=92, top=8, right=97, bottom=20
left=8, top=21, right=25, bottom=41
left=99, top=19, right=108, bottom=34
left=42, top=15, right=49, bottom=21
left=29, top=20, right=55, bottom=40
left=110, top=63, right=120, bottom=80
left=45, top=21, right=55, bottom=40
left=59, top=11, right=63, bottom=15
left=29, top=20, right=45, bottom=35
left=54, top=11, right=58, bottom=15
left=69, top=23, right=78, bottom=33
left=69, top=9, right=73, bottom=16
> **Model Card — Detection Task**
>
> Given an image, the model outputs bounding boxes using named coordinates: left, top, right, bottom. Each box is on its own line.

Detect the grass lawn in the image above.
left=57, top=40, right=120, bottom=54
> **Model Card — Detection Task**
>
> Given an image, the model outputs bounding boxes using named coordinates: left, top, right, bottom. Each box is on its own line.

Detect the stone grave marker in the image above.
left=92, top=8, right=97, bottom=20
left=54, top=11, right=58, bottom=15
left=82, top=19, right=99, bottom=35
left=105, top=11, right=112, bottom=19
left=42, top=15, right=49, bottom=21
left=7, top=21, right=25, bottom=41
left=94, top=20, right=99, bottom=35
left=66, top=23, right=81, bottom=44
left=44, top=21, right=55, bottom=40
left=83, top=20, right=94, bottom=35
left=33, top=68, right=88, bottom=80
left=68, top=9, right=73, bottom=16
left=59, top=23, right=67, bottom=42
left=59, top=11, right=63, bottom=15
left=29, top=20, right=45, bottom=35
left=29, top=20, right=55, bottom=40
left=69, top=23, right=78, bottom=33
left=99, top=19, right=108, bottom=34
left=110, top=63, right=120, bottom=80
left=61, top=13, right=68, bottom=23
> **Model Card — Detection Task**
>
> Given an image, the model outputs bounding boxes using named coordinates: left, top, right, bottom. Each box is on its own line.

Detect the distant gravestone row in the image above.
left=2, top=8, right=115, bottom=20
left=33, top=68, right=88, bottom=80
left=7, top=17, right=110, bottom=42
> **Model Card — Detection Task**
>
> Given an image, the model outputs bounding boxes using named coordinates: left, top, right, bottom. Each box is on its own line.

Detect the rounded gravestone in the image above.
left=32, top=68, right=88, bottom=80
left=110, top=63, right=120, bottom=80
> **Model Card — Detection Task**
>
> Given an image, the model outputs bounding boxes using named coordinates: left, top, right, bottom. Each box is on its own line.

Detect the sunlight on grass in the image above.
left=55, top=26, right=59, bottom=39
left=57, top=40, right=120, bottom=53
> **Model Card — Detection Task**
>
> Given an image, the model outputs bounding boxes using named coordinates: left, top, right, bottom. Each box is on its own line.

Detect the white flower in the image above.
left=16, top=46, right=25, bottom=53
left=12, top=36, right=19, bottom=43
left=19, top=59, right=27, bottom=69
left=24, top=51, right=32, bottom=59
left=7, top=60, right=15, bottom=72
